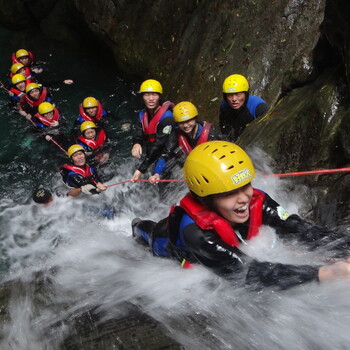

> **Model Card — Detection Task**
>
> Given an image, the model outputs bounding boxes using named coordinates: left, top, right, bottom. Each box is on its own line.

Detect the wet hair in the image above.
left=32, top=188, right=53, bottom=204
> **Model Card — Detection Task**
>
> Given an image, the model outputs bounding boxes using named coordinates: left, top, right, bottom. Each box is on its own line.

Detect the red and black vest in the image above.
left=24, top=87, right=49, bottom=107
left=77, top=128, right=106, bottom=150
left=11, top=51, right=35, bottom=65
left=178, top=189, right=266, bottom=247
left=177, top=122, right=212, bottom=156
left=141, top=101, right=174, bottom=142
left=78, top=101, right=104, bottom=122
left=33, top=108, right=60, bottom=127
left=60, top=164, right=96, bottom=185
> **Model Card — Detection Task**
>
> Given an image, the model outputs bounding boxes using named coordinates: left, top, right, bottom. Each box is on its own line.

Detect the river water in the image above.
left=1, top=29, right=350, bottom=350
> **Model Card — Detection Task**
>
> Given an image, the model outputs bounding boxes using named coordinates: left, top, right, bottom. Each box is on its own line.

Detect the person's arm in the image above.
left=255, top=102, right=269, bottom=119
left=181, top=221, right=320, bottom=290
left=261, top=193, right=350, bottom=255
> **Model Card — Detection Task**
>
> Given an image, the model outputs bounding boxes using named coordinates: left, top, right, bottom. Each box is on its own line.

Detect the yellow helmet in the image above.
left=11, top=74, right=26, bottom=85
left=83, top=97, right=98, bottom=108
left=11, top=63, right=25, bottom=75
left=25, top=83, right=40, bottom=93
left=139, top=79, right=163, bottom=94
left=15, top=49, right=29, bottom=58
left=183, top=141, right=255, bottom=197
left=38, top=102, right=54, bottom=115
left=173, top=101, right=198, bottom=123
left=67, top=144, right=85, bottom=158
left=222, top=74, right=249, bottom=93
left=80, top=121, right=97, bottom=133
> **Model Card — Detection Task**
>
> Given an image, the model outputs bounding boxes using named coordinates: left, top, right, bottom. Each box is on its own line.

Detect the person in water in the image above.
left=18, top=82, right=53, bottom=120
left=8, top=74, right=27, bottom=103
left=131, top=79, right=175, bottom=182
left=60, top=144, right=107, bottom=197
left=73, top=96, right=109, bottom=130
left=31, top=102, right=66, bottom=141
left=149, top=101, right=219, bottom=185
left=219, top=74, right=268, bottom=141
left=32, top=188, right=53, bottom=205
left=132, top=140, right=350, bottom=290
left=11, top=49, right=43, bottom=74
left=9, top=62, right=36, bottom=84
left=77, top=121, right=110, bottom=166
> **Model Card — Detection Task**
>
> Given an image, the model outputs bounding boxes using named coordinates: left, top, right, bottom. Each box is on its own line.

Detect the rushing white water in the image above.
left=1, top=151, right=350, bottom=350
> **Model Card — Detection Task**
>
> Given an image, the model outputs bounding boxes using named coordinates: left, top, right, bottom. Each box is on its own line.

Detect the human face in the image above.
left=178, top=118, right=197, bottom=136
left=29, top=88, right=40, bottom=100
left=17, top=67, right=26, bottom=76
left=83, top=128, right=96, bottom=140
left=143, top=92, right=160, bottom=110
left=43, top=111, right=54, bottom=119
left=15, top=81, right=26, bottom=91
left=212, top=183, right=253, bottom=224
left=18, top=56, right=30, bottom=66
left=71, top=151, right=86, bottom=166
left=226, top=92, right=246, bottom=110
left=85, top=107, right=98, bottom=117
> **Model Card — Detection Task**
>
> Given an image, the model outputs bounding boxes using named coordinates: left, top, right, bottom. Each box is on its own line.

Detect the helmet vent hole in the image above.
left=202, top=176, right=209, bottom=183
left=212, top=148, right=218, bottom=154
left=219, top=155, right=226, bottom=160
left=227, top=165, right=234, bottom=170
left=230, top=150, right=236, bottom=154
left=239, top=161, right=243, bottom=164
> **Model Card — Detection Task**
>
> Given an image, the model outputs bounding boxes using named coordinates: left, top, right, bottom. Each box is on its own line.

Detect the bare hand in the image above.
left=319, top=259, right=350, bottom=282
left=63, top=79, right=74, bottom=85
left=131, top=170, right=142, bottom=182
left=25, top=114, right=32, bottom=120
left=131, top=144, right=142, bottom=159
left=96, top=182, right=107, bottom=192
left=45, top=135, right=53, bottom=141
left=149, top=173, right=160, bottom=184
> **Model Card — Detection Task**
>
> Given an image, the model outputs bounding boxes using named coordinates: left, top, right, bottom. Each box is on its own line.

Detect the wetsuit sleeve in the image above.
left=261, top=193, right=350, bottom=255
left=137, top=114, right=175, bottom=173
left=208, top=125, right=221, bottom=140
left=218, top=101, right=235, bottom=140
left=132, top=118, right=144, bottom=146
left=182, top=221, right=319, bottom=290
left=255, top=102, right=269, bottom=118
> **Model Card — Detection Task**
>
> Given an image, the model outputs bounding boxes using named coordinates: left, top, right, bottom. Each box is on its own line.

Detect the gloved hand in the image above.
left=80, top=184, right=96, bottom=195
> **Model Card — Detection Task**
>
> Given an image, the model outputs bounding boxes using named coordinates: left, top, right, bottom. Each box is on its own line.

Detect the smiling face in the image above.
left=178, top=118, right=197, bottom=135
left=226, top=92, right=246, bottom=110
left=15, top=81, right=26, bottom=92
left=142, top=92, right=160, bottom=110
left=71, top=150, right=86, bottom=167
left=211, top=183, right=253, bottom=224
left=83, top=128, right=96, bottom=140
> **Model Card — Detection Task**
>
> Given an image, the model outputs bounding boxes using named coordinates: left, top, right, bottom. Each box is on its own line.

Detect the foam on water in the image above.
left=0, top=152, right=350, bottom=350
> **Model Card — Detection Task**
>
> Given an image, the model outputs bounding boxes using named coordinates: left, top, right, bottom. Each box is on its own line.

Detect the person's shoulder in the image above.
left=248, top=94, right=266, bottom=105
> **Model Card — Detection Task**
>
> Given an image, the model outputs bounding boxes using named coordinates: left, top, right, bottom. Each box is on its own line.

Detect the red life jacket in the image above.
left=141, top=101, right=174, bottom=142
left=11, top=51, right=35, bottom=65
left=60, top=164, right=96, bottom=185
left=33, top=108, right=60, bottom=127
left=178, top=189, right=265, bottom=247
left=9, top=87, right=26, bottom=99
left=177, top=122, right=212, bottom=155
left=79, top=101, right=104, bottom=122
left=77, top=129, right=107, bottom=150
left=25, top=87, right=49, bottom=107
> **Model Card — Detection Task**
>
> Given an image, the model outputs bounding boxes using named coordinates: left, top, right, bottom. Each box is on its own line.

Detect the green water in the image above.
left=0, top=28, right=141, bottom=203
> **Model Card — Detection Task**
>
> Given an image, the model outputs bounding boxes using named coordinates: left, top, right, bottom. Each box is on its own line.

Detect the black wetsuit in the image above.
left=133, top=190, right=350, bottom=290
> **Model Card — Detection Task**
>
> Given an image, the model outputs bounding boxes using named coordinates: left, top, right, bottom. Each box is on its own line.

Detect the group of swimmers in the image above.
left=9, top=48, right=350, bottom=291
